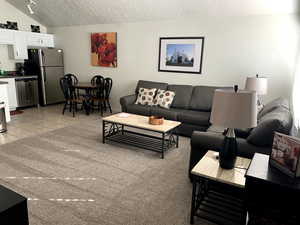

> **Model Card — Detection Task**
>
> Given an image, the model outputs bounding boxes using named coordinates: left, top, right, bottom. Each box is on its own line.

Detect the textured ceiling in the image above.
left=6, top=0, right=300, bottom=27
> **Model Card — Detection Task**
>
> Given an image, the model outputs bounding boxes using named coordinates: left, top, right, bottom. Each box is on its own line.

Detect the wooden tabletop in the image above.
left=73, top=82, right=98, bottom=89
left=103, top=113, right=181, bottom=133
left=192, top=151, right=251, bottom=188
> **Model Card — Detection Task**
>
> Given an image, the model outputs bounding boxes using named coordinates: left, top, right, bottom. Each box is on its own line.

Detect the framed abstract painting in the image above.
left=158, top=37, right=204, bottom=74
left=91, top=32, right=117, bottom=67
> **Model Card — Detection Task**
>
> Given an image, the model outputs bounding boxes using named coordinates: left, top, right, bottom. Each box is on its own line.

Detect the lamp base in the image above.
left=219, top=128, right=237, bottom=169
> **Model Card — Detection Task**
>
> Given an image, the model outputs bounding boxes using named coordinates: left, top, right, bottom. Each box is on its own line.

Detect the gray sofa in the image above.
left=120, top=80, right=227, bottom=136
left=189, top=97, right=293, bottom=179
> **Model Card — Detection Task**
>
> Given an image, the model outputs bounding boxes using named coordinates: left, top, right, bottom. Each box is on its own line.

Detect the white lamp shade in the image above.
left=245, top=77, right=268, bottom=95
left=210, top=89, right=257, bottom=129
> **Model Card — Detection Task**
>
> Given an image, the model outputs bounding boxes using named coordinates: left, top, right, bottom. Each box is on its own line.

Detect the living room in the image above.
left=0, top=0, right=299, bottom=225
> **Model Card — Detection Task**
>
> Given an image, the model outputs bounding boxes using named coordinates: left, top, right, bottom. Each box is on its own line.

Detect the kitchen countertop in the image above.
left=0, top=75, right=38, bottom=79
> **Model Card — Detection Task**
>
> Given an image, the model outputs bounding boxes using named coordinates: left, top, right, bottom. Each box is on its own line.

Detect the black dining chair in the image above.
left=63, top=73, right=78, bottom=85
left=64, top=73, right=81, bottom=96
left=104, top=77, right=113, bottom=113
left=90, top=75, right=105, bottom=115
left=91, top=75, right=104, bottom=86
left=60, top=77, right=85, bottom=117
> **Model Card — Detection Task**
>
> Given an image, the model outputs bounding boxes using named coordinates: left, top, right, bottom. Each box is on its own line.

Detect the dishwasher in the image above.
left=15, top=77, right=39, bottom=108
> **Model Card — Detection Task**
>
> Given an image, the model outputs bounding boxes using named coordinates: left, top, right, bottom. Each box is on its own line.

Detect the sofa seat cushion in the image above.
left=167, top=85, right=193, bottom=109
left=191, top=131, right=271, bottom=159
left=150, top=107, right=178, bottom=121
left=247, top=108, right=292, bottom=147
left=207, top=125, right=251, bottom=138
left=190, top=86, right=229, bottom=111
left=135, top=80, right=168, bottom=94
left=126, top=104, right=152, bottom=116
left=176, top=109, right=211, bottom=126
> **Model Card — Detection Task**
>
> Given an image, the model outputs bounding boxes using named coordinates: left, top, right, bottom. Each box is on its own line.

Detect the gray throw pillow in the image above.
left=247, top=108, right=292, bottom=147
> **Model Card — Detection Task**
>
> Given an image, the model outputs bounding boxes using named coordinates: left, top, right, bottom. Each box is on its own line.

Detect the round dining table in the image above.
left=73, top=82, right=99, bottom=115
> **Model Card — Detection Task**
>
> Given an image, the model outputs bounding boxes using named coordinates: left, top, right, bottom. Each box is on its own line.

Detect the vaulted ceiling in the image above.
left=6, top=0, right=299, bottom=27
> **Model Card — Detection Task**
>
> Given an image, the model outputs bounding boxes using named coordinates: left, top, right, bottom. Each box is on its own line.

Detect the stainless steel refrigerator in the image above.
left=24, top=48, right=65, bottom=106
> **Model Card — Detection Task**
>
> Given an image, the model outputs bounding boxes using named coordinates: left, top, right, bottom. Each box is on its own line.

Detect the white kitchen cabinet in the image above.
left=0, top=78, right=18, bottom=111
left=41, top=34, right=54, bottom=47
left=10, top=32, right=28, bottom=60
left=0, top=83, right=11, bottom=122
left=27, top=33, right=54, bottom=48
left=0, top=29, right=14, bottom=45
left=1, top=30, right=55, bottom=59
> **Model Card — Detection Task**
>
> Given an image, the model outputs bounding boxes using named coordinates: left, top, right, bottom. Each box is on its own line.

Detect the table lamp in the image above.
left=210, top=86, right=257, bottom=169
left=245, top=74, right=268, bottom=111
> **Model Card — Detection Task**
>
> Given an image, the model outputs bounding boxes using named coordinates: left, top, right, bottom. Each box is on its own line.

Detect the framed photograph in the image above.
left=269, top=132, right=300, bottom=178
left=91, top=32, right=117, bottom=67
left=158, top=37, right=204, bottom=74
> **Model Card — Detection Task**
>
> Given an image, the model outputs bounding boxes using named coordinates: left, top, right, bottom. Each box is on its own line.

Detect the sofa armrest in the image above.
left=189, top=131, right=224, bottom=179
left=120, top=94, right=136, bottom=112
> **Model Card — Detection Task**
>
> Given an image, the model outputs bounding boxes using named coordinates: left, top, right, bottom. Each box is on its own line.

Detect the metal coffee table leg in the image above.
left=161, top=133, right=165, bottom=159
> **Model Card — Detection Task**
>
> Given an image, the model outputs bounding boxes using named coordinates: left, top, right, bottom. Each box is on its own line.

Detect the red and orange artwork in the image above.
left=91, top=32, right=117, bottom=67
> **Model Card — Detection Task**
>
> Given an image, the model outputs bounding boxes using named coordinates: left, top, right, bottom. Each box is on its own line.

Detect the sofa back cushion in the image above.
left=167, top=85, right=193, bottom=109
left=189, top=86, right=227, bottom=111
left=135, top=80, right=168, bottom=94
left=247, top=107, right=292, bottom=147
left=258, top=97, right=290, bottom=119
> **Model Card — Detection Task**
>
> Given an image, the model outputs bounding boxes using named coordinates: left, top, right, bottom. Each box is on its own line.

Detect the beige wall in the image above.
left=0, top=0, right=47, bottom=71
left=50, top=14, right=300, bottom=110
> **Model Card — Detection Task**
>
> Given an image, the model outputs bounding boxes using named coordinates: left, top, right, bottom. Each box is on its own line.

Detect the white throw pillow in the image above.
left=135, top=87, right=157, bottom=106
left=153, top=89, right=176, bottom=109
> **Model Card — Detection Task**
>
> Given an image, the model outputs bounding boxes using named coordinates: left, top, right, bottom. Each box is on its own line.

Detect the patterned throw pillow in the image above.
left=153, top=89, right=176, bottom=109
left=135, top=88, right=157, bottom=106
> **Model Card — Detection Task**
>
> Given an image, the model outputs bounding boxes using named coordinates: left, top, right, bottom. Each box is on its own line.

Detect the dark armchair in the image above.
left=189, top=97, right=293, bottom=180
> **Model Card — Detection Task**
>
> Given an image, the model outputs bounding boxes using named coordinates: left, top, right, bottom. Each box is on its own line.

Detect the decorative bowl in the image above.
left=149, top=116, right=164, bottom=125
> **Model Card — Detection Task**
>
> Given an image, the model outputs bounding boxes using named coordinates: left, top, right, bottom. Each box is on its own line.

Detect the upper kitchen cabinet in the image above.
left=10, top=32, right=28, bottom=60
left=0, top=29, right=15, bottom=45
left=1, top=29, right=55, bottom=59
left=27, top=33, right=54, bottom=48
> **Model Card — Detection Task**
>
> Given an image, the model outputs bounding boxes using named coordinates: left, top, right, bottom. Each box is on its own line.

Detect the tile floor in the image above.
left=0, top=104, right=109, bottom=145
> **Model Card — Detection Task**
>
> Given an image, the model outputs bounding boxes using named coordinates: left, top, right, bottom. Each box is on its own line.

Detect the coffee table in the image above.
left=102, top=113, right=181, bottom=158
left=190, top=150, right=251, bottom=225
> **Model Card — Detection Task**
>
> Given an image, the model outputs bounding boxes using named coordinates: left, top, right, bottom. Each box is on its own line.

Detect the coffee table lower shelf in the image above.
left=102, top=121, right=179, bottom=159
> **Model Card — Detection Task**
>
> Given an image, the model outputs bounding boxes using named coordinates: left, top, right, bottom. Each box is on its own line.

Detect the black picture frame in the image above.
left=158, top=37, right=204, bottom=74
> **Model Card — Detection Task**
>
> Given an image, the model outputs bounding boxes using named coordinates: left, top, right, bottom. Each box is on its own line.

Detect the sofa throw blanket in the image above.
left=153, top=89, right=175, bottom=109
left=135, top=87, right=157, bottom=106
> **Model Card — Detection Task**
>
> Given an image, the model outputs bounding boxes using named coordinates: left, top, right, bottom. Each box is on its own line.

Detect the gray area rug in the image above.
left=0, top=119, right=213, bottom=225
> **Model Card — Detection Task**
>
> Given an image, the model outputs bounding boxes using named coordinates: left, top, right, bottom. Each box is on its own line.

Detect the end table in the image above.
left=0, top=185, right=28, bottom=225
left=245, top=153, right=300, bottom=224
left=190, top=150, right=251, bottom=225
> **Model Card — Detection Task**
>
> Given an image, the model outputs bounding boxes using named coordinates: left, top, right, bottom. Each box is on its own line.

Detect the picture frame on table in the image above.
left=158, top=37, right=204, bottom=74
left=269, top=132, right=300, bottom=178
